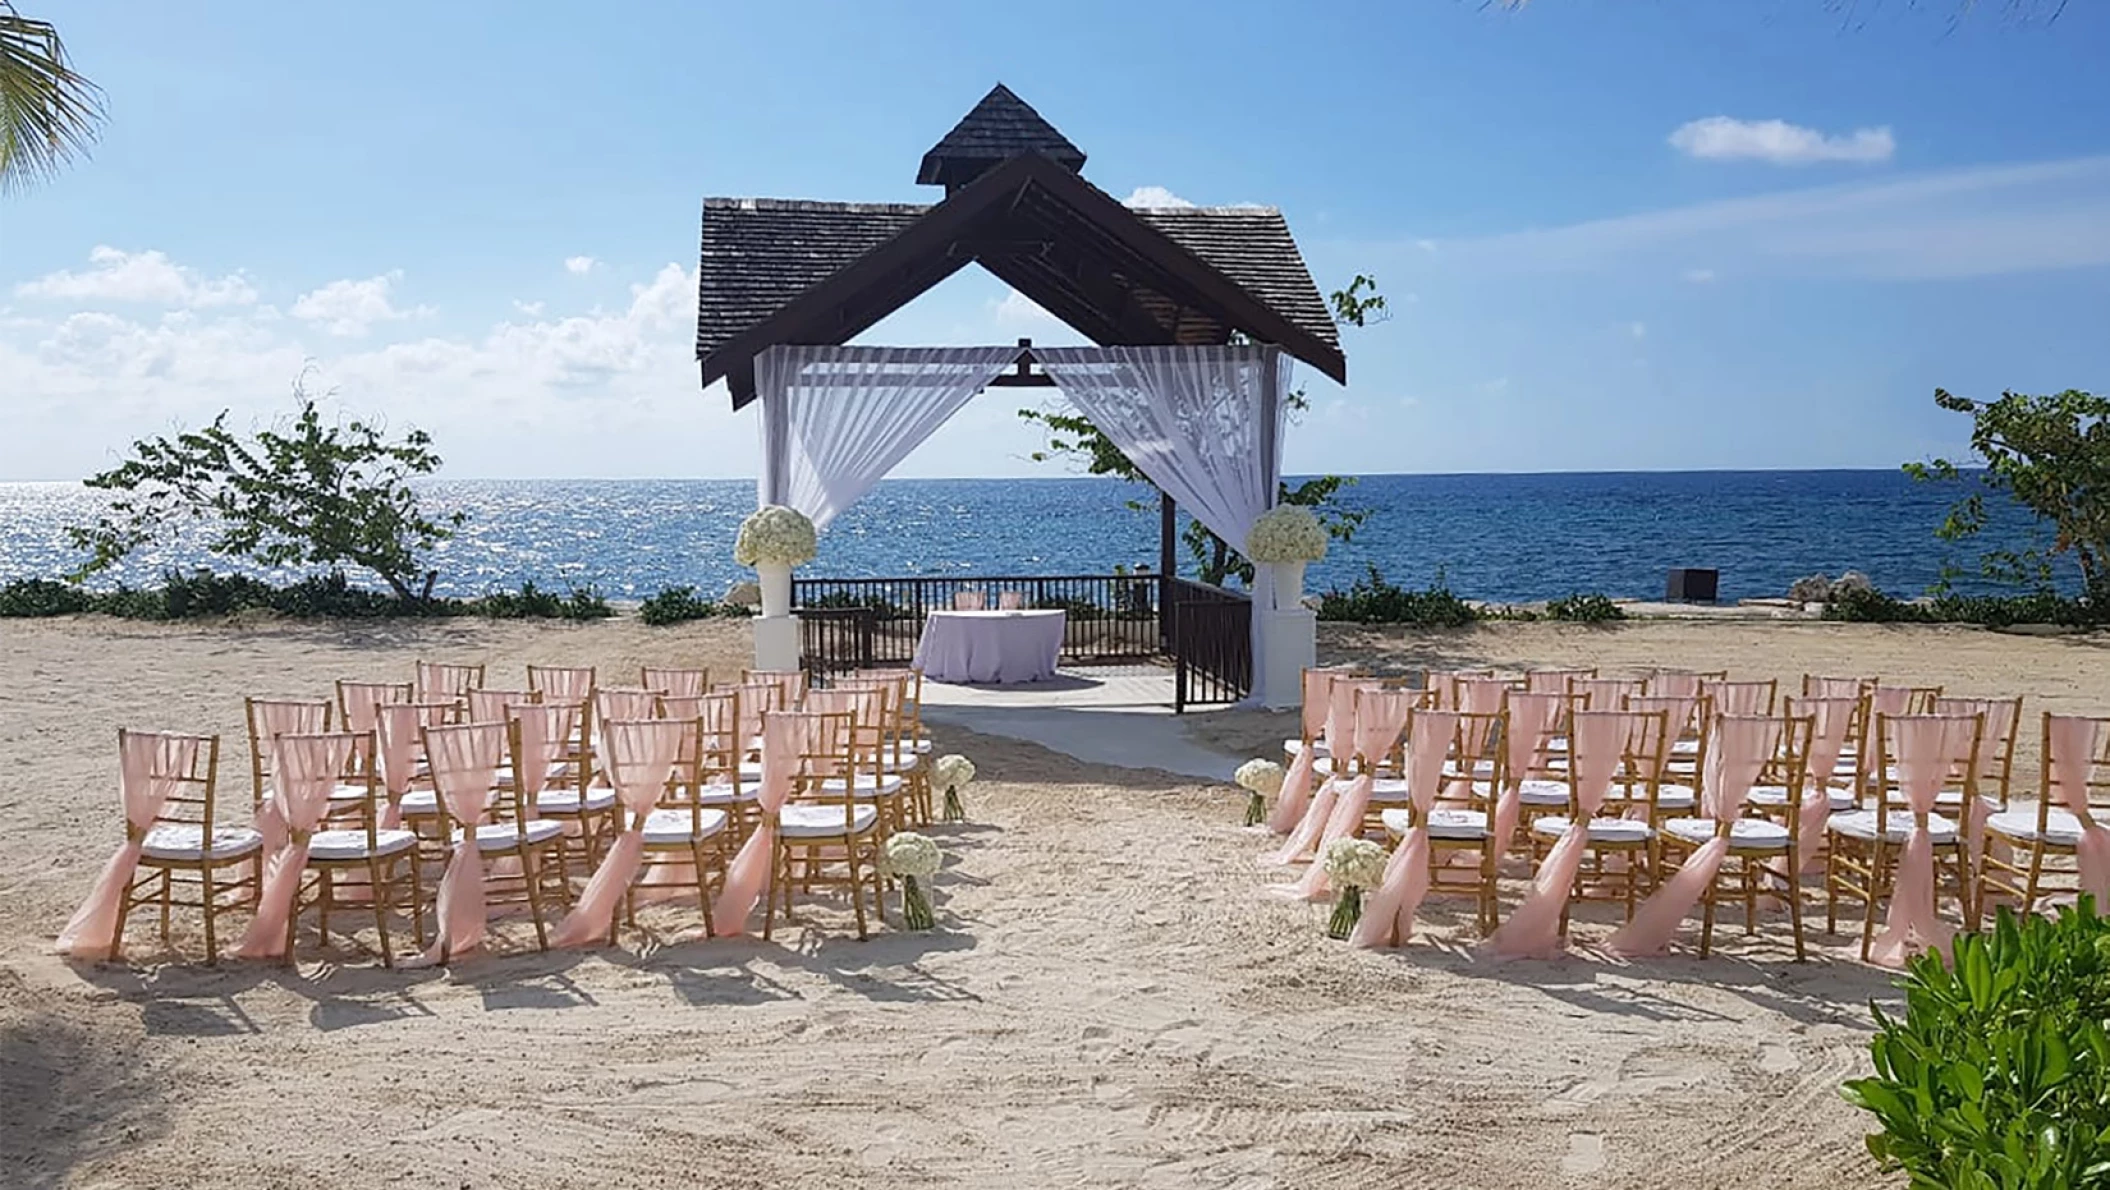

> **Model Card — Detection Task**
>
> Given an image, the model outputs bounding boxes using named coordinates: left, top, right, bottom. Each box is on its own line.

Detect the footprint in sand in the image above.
left=1562, top=1132, right=1606, bottom=1177
left=1758, top=1043, right=1801, bottom=1074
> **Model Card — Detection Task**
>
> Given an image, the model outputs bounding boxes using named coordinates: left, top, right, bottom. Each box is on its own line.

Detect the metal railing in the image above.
left=1168, top=578, right=1252, bottom=711
left=793, top=573, right=1163, bottom=679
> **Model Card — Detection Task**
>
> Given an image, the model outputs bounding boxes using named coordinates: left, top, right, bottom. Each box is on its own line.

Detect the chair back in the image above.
left=1566, top=709, right=1668, bottom=822
left=598, top=718, right=688, bottom=833
left=2040, top=714, right=2110, bottom=841
left=772, top=709, right=862, bottom=832
left=1702, top=678, right=1777, bottom=717
left=1871, top=712, right=1982, bottom=837
left=1502, top=689, right=1576, bottom=785
left=1424, top=669, right=1496, bottom=709
left=527, top=665, right=597, bottom=702
left=595, top=687, right=662, bottom=725
left=953, top=590, right=987, bottom=611
left=1574, top=677, right=1645, bottom=711
left=1524, top=668, right=1595, bottom=695
left=415, top=660, right=484, bottom=702
left=509, top=702, right=582, bottom=799
left=1933, top=695, right=2023, bottom=807
left=641, top=666, right=709, bottom=698
left=997, top=590, right=1026, bottom=610
left=1803, top=674, right=1877, bottom=700
left=742, top=669, right=808, bottom=704
left=118, top=729, right=221, bottom=838
left=245, top=697, right=331, bottom=807
left=335, top=680, right=411, bottom=735
left=1644, top=670, right=1719, bottom=699
left=465, top=687, right=540, bottom=724
left=423, top=721, right=511, bottom=839
left=374, top=700, right=458, bottom=802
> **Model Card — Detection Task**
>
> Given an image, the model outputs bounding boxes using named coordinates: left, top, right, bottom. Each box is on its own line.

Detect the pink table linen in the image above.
left=1351, top=709, right=1460, bottom=947
left=1286, top=688, right=1420, bottom=900
left=913, top=609, right=1065, bottom=685
left=1867, top=714, right=1980, bottom=967
left=237, top=732, right=356, bottom=960
left=1485, top=711, right=1634, bottom=959
left=407, top=722, right=507, bottom=965
left=58, top=732, right=203, bottom=960
left=711, top=713, right=806, bottom=936
left=552, top=719, right=686, bottom=947
left=1608, top=715, right=1782, bottom=956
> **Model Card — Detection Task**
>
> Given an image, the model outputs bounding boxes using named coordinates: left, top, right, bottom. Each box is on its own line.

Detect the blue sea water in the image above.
left=0, top=471, right=2056, bottom=605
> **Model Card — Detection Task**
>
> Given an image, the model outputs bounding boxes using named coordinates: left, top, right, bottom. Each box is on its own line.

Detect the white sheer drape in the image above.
left=756, top=345, right=1023, bottom=529
left=1034, top=345, right=1291, bottom=702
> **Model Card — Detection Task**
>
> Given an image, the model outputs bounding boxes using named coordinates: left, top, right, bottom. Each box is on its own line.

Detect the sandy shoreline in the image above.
left=7, top=615, right=2106, bottom=1187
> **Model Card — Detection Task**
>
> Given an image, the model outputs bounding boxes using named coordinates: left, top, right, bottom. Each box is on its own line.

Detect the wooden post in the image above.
left=1159, top=490, right=1177, bottom=651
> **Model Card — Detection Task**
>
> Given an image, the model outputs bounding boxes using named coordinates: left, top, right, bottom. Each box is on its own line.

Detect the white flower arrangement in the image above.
left=1235, top=759, right=1286, bottom=795
left=880, top=831, right=942, bottom=879
left=934, top=753, right=976, bottom=822
left=734, top=505, right=817, bottom=568
left=1321, top=837, right=1388, bottom=890
left=1246, top=505, right=1328, bottom=565
left=879, top=831, right=941, bottom=929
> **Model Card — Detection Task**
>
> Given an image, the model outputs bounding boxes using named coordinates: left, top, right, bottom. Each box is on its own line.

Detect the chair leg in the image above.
left=317, top=869, right=333, bottom=946
left=370, top=859, right=394, bottom=969
left=1825, top=843, right=1842, bottom=935
left=1699, top=867, right=1719, bottom=957
left=1786, top=860, right=1807, bottom=962
left=762, top=845, right=781, bottom=941
left=1950, top=847, right=1974, bottom=935
left=693, top=841, right=715, bottom=938
left=522, top=849, right=551, bottom=952
left=408, top=854, right=428, bottom=948
left=1859, top=845, right=1886, bottom=963
left=158, top=872, right=173, bottom=943
left=111, top=876, right=135, bottom=963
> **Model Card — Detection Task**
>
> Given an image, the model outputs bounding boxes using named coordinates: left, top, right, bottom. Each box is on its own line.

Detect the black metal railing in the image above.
left=1169, top=578, right=1252, bottom=711
left=793, top=573, right=1163, bottom=679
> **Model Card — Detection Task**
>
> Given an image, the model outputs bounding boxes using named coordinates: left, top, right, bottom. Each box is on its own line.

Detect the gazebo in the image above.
left=695, top=85, right=1349, bottom=709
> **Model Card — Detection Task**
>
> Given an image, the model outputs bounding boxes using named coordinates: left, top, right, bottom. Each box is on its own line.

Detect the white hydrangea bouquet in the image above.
left=1320, top=837, right=1388, bottom=940
left=1234, top=758, right=1285, bottom=828
left=933, top=754, right=976, bottom=822
left=734, top=504, right=818, bottom=568
left=879, top=831, right=942, bottom=930
left=1245, top=504, right=1328, bottom=564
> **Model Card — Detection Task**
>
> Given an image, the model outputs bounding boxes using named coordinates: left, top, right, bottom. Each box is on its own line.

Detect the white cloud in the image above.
left=512, top=299, right=545, bottom=316
left=1669, top=116, right=1895, bottom=166
left=1124, top=185, right=1196, bottom=209
left=1682, top=268, right=1716, bottom=283
left=1440, top=155, right=2110, bottom=280
left=14, top=246, right=258, bottom=308
left=564, top=255, right=598, bottom=275
left=290, top=271, right=420, bottom=337
left=990, top=289, right=1058, bottom=327
left=1629, top=321, right=1647, bottom=339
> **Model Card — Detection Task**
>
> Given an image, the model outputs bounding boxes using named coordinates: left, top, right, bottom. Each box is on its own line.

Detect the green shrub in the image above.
left=270, top=571, right=419, bottom=618
left=1826, top=586, right=1937, bottom=623
left=1316, top=566, right=1479, bottom=627
left=1843, top=902, right=2110, bottom=1187
left=640, top=585, right=718, bottom=626
left=1546, top=592, right=1626, bottom=623
left=1825, top=583, right=2106, bottom=627
left=158, top=568, right=277, bottom=618
left=1033, top=596, right=1106, bottom=622
left=806, top=590, right=904, bottom=617
left=0, top=578, right=95, bottom=617
left=559, top=586, right=614, bottom=621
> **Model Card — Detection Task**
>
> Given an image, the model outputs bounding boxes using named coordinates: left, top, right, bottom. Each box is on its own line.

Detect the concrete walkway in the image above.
left=917, top=665, right=1246, bottom=782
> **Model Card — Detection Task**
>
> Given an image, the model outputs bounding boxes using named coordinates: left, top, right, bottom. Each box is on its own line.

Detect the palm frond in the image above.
left=0, top=5, right=106, bottom=193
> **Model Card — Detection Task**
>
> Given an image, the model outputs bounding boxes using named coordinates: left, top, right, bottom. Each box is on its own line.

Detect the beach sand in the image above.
left=7, top=615, right=2106, bottom=1187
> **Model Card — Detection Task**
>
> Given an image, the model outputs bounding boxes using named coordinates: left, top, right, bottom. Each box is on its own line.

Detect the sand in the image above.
left=6, top=615, right=2106, bottom=1188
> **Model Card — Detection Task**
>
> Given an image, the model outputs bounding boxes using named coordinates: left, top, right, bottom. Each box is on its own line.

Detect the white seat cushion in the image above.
left=1827, top=809, right=1959, bottom=845
left=884, top=748, right=922, bottom=774
left=398, top=789, right=440, bottom=817
left=820, top=774, right=906, bottom=798
left=641, top=807, right=730, bottom=845
left=1748, top=784, right=1858, bottom=812
left=1664, top=817, right=1791, bottom=849
left=452, top=819, right=566, bottom=851
left=534, top=786, right=618, bottom=814
left=1670, top=739, right=1700, bottom=757
left=1530, top=815, right=1653, bottom=844
left=1517, top=779, right=1571, bottom=807
left=308, top=827, right=417, bottom=861
left=1986, top=806, right=2087, bottom=846
left=779, top=803, right=879, bottom=838
left=1654, top=784, right=1698, bottom=811
left=1443, top=759, right=1495, bottom=779
left=1368, top=777, right=1412, bottom=803
left=329, top=782, right=373, bottom=802
left=911, top=737, right=934, bottom=754
left=140, top=823, right=264, bottom=862
left=1415, top=807, right=1490, bottom=840
left=694, top=781, right=757, bottom=806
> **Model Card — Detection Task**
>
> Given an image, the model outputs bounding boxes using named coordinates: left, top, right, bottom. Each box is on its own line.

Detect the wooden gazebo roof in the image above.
left=697, top=85, right=1345, bottom=408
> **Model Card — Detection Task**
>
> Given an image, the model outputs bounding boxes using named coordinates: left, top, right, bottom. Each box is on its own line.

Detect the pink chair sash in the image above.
left=710, top=713, right=806, bottom=935
left=998, top=590, right=1026, bottom=610
left=552, top=719, right=685, bottom=946
left=375, top=703, right=437, bottom=828
left=1485, top=711, right=1632, bottom=958
left=415, top=661, right=481, bottom=702
left=1351, top=710, right=1461, bottom=947
left=1704, top=682, right=1773, bottom=717
left=1646, top=671, right=1703, bottom=699
left=1574, top=677, right=1642, bottom=711
left=532, top=667, right=596, bottom=702
left=339, top=682, right=408, bottom=735
left=643, top=668, right=709, bottom=698
left=1607, top=715, right=1781, bottom=956
left=2048, top=716, right=2110, bottom=902
left=514, top=703, right=579, bottom=799
left=1287, top=689, right=1420, bottom=899
left=237, top=733, right=355, bottom=959
left=1935, top=697, right=2016, bottom=864
left=1493, top=692, right=1568, bottom=857
left=1526, top=669, right=1587, bottom=695
left=407, top=722, right=507, bottom=965
left=596, top=688, right=661, bottom=726
left=1793, top=696, right=1860, bottom=867
left=954, top=590, right=986, bottom=610
left=250, top=700, right=329, bottom=853
left=1867, top=715, right=1978, bottom=967
left=1456, top=678, right=1509, bottom=716
left=57, top=732, right=203, bottom=959
left=465, top=688, right=535, bottom=723
left=1267, top=671, right=1360, bottom=837
left=1267, top=679, right=1374, bottom=864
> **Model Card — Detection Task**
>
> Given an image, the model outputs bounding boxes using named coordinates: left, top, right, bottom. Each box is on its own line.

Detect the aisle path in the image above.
left=916, top=665, right=1245, bottom=781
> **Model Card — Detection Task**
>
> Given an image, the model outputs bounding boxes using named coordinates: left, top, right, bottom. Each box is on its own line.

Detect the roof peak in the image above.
left=916, top=84, right=1086, bottom=190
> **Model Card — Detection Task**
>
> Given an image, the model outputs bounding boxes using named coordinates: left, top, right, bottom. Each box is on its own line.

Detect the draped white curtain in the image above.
left=756, top=345, right=1024, bottom=529
left=1035, top=345, right=1291, bottom=703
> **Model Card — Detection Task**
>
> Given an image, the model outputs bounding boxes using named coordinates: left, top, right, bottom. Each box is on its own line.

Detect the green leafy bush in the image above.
left=0, top=578, right=95, bottom=617
left=1844, top=902, right=2110, bottom=1187
left=1824, top=583, right=2105, bottom=627
left=639, top=586, right=718, bottom=626
left=1546, top=592, right=1626, bottom=623
left=806, top=590, right=905, bottom=617
left=467, top=581, right=612, bottom=621
left=1033, top=596, right=1106, bottom=622
left=1316, top=566, right=1479, bottom=627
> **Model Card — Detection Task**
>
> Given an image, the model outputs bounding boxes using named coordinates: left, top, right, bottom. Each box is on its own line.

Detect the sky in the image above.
left=3, top=0, right=2108, bottom=482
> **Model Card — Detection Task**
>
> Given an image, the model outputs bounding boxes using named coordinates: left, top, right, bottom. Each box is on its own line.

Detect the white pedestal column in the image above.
left=752, top=563, right=799, bottom=671
left=1257, top=606, right=1316, bottom=710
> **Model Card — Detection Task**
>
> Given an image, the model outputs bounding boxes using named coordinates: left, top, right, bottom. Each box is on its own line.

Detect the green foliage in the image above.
left=470, top=580, right=612, bottom=621
left=638, top=585, right=751, bottom=626
left=1823, top=581, right=2105, bottom=627
left=0, top=4, right=106, bottom=193
left=0, top=577, right=91, bottom=616
left=1546, top=592, right=1626, bottom=623
left=3, top=571, right=626, bottom=621
left=1906, top=388, right=2110, bottom=596
left=805, top=590, right=905, bottom=617
left=1316, top=565, right=1479, bottom=627
left=1843, top=901, right=2110, bottom=1188
left=66, top=379, right=465, bottom=605
left=1018, top=275, right=1385, bottom=586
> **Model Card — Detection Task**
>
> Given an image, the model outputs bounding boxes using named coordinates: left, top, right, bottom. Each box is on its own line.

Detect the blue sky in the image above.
left=4, top=0, right=2107, bottom=481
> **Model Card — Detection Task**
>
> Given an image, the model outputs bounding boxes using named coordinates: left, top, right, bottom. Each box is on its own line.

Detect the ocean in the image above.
left=0, top=471, right=2054, bottom=605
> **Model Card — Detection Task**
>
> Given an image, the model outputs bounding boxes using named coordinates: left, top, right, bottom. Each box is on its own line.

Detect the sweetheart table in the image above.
left=913, top=609, right=1065, bottom=685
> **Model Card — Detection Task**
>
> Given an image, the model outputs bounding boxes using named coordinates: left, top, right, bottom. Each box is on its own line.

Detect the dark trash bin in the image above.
left=1665, top=568, right=1719, bottom=603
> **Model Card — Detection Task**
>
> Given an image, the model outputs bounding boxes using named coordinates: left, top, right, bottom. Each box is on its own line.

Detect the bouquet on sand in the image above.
left=878, top=832, right=942, bottom=930
left=1234, top=759, right=1286, bottom=827
left=1320, top=838, right=1387, bottom=940
left=933, top=754, right=976, bottom=822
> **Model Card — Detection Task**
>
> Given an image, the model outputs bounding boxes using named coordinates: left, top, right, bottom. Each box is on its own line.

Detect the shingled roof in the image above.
left=917, top=84, right=1085, bottom=189
left=696, top=86, right=1346, bottom=406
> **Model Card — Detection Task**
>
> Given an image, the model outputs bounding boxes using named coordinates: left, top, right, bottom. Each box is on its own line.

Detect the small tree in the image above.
left=67, top=379, right=464, bottom=606
left=1019, top=274, right=1388, bottom=587
left=1904, top=387, right=2110, bottom=599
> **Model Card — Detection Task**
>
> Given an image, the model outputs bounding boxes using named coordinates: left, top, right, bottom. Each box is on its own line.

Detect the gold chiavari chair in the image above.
left=1529, top=709, right=1671, bottom=932
left=1826, top=711, right=1981, bottom=962
left=526, top=664, right=597, bottom=704
left=805, top=685, right=909, bottom=834
left=427, top=720, right=572, bottom=953
left=512, top=701, right=615, bottom=868
left=1702, top=678, right=1778, bottom=718
left=764, top=710, right=885, bottom=941
left=1627, top=693, right=1707, bottom=829
left=1982, top=713, right=2110, bottom=917
left=640, top=666, right=710, bottom=699
left=1429, top=710, right=1507, bottom=932
left=742, top=669, right=809, bottom=706
left=1424, top=668, right=1496, bottom=710
left=464, top=687, right=539, bottom=724
left=414, top=660, right=484, bottom=703
left=1932, top=695, right=2024, bottom=821
left=335, top=679, right=411, bottom=735
left=1802, top=674, right=1878, bottom=700
left=1658, top=713, right=1815, bottom=958
left=1507, top=690, right=1589, bottom=838
left=1573, top=676, right=1645, bottom=712
left=662, top=690, right=757, bottom=841
left=1642, top=670, right=1724, bottom=699
left=836, top=673, right=927, bottom=823
left=245, top=696, right=337, bottom=826
left=299, top=731, right=423, bottom=967
left=109, top=731, right=262, bottom=963
left=622, top=716, right=732, bottom=940
left=1524, top=667, right=1595, bottom=695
